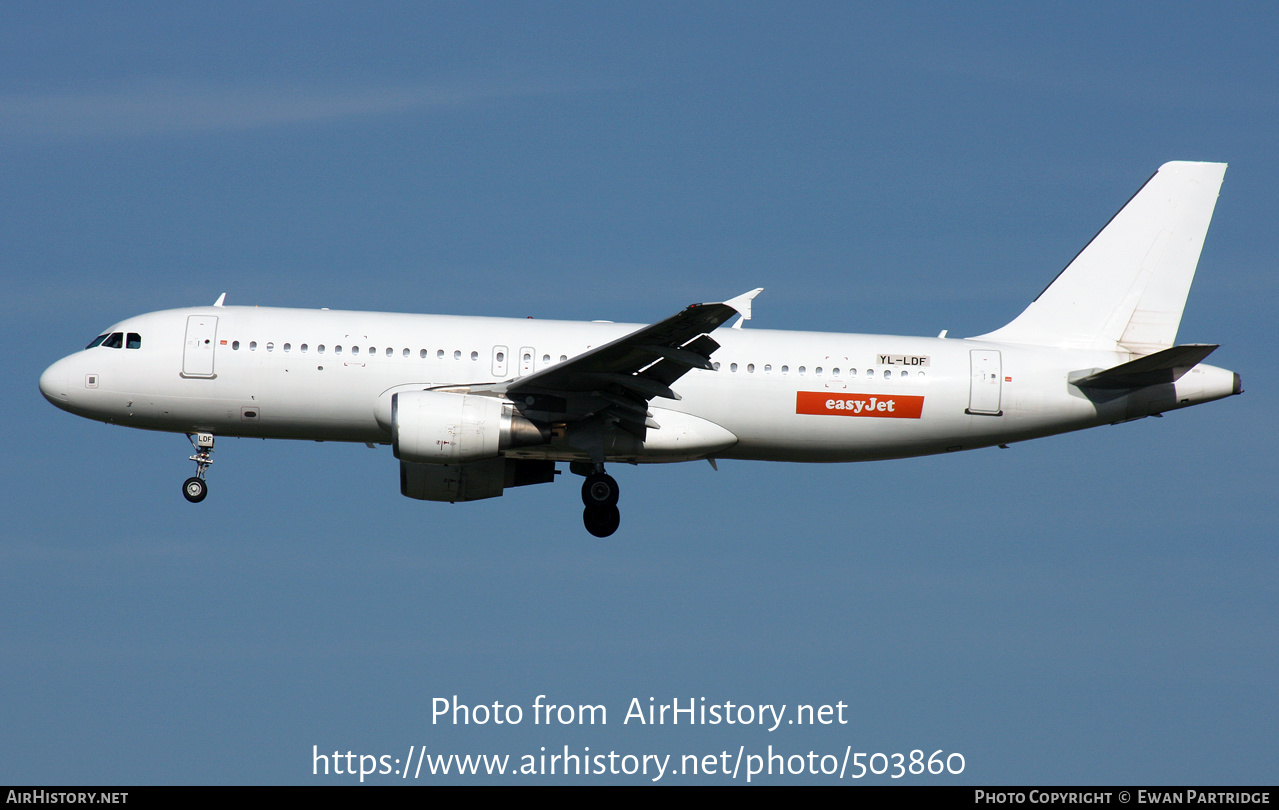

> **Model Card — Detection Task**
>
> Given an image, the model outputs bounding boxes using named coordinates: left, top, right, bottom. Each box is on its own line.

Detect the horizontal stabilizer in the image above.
left=1072, top=344, right=1217, bottom=390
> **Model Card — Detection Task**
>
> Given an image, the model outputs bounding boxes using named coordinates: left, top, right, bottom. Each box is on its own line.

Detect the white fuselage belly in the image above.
left=41, top=305, right=1237, bottom=464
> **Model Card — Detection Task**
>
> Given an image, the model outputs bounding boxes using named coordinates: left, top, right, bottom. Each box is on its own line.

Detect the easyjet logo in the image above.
left=796, top=391, right=924, bottom=419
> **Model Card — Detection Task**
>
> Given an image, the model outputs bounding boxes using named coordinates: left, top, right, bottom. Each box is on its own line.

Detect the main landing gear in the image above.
left=183, top=433, right=214, bottom=503
left=578, top=465, right=621, bottom=538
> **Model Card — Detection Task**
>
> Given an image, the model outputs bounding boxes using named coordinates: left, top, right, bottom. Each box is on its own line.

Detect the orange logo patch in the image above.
left=796, top=391, right=924, bottom=419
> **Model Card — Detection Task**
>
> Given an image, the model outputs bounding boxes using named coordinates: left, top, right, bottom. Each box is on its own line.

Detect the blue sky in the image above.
left=3, top=3, right=1275, bottom=784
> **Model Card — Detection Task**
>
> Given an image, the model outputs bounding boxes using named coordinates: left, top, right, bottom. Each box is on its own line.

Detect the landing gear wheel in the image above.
left=581, top=473, right=619, bottom=508
left=184, top=433, right=215, bottom=503
left=583, top=505, right=621, bottom=538
left=182, top=476, right=208, bottom=503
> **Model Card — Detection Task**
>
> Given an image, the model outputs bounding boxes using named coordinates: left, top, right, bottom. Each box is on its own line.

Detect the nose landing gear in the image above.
left=182, top=476, right=207, bottom=503
left=183, top=433, right=214, bottom=503
left=578, top=465, right=621, bottom=537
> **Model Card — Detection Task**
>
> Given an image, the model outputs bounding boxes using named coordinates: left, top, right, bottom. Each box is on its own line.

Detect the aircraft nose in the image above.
left=39, top=357, right=70, bottom=407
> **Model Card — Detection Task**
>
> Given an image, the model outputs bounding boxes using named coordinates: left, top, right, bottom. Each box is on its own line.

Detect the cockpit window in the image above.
left=101, top=332, right=124, bottom=349
left=126, top=333, right=141, bottom=349
left=86, top=334, right=109, bottom=349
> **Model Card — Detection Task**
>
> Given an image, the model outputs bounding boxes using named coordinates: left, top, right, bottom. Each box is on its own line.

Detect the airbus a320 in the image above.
left=40, top=162, right=1241, bottom=536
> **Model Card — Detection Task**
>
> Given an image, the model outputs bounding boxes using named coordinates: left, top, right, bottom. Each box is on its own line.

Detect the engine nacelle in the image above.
left=400, top=457, right=558, bottom=502
left=392, top=390, right=550, bottom=464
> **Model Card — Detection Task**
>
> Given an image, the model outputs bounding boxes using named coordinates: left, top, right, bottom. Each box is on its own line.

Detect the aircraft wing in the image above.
left=494, top=289, right=761, bottom=436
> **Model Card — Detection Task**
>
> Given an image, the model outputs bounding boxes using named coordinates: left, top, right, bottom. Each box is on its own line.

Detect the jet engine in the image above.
left=391, top=390, right=550, bottom=464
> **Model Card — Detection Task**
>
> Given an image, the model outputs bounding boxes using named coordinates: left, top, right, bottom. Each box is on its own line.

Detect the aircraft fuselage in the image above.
left=39, top=304, right=1238, bottom=464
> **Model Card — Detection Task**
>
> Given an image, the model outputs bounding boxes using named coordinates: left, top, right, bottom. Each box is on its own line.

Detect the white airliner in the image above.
left=40, top=162, right=1241, bottom=536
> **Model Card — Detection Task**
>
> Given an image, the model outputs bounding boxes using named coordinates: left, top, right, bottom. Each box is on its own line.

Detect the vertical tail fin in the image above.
left=974, top=161, right=1226, bottom=354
